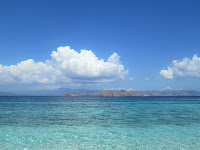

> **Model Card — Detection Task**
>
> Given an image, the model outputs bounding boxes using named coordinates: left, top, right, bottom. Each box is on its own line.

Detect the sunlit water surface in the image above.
left=0, top=96, right=200, bottom=150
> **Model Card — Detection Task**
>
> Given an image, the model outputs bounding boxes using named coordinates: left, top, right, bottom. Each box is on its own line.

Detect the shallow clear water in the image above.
left=0, top=96, right=200, bottom=149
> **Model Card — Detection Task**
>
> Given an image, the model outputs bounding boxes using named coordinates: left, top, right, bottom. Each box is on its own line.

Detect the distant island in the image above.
left=64, top=92, right=81, bottom=96
left=64, top=89, right=200, bottom=97
left=64, top=90, right=147, bottom=97
left=94, top=90, right=147, bottom=96
left=1, top=88, right=200, bottom=96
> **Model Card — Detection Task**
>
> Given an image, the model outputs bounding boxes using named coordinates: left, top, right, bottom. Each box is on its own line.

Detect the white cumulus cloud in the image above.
left=0, top=46, right=128, bottom=86
left=160, top=54, right=200, bottom=79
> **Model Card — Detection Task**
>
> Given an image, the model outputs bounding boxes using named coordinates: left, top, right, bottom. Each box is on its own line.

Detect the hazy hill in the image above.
left=0, top=92, right=19, bottom=96
left=1, top=89, right=200, bottom=96
left=15, top=88, right=101, bottom=96
left=94, top=90, right=147, bottom=96
left=138, top=90, right=200, bottom=96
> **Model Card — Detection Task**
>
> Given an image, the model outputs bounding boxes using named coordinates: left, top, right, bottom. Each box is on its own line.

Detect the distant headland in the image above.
left=1, top=88, right=200, bottom=96
left=64, top=89, right=200, bottom=97
left=64, top=90, right=148, bottom=97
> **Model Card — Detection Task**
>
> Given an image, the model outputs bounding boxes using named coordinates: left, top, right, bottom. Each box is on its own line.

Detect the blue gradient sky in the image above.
left=1, top=0, right=200, bottom=91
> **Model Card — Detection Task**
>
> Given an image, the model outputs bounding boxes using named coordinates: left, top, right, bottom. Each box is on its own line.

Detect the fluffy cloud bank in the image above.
left=0, top=46, right=128, bottom=85
left=160, top=54, right=200, bottom=79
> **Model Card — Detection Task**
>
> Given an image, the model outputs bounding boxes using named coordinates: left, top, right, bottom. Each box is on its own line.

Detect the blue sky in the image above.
left=1, top=0, right=200, bottom=91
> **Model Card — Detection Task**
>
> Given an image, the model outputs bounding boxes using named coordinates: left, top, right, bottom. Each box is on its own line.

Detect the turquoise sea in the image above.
left=0, top=96, right=200, bottom=150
